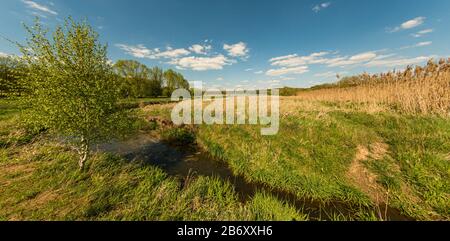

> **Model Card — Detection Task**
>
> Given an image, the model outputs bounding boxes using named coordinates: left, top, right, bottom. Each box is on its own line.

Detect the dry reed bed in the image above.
left=297, top=59, right=450, bottom=117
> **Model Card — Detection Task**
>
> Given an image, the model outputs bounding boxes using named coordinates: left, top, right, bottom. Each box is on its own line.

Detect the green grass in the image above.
left=331, top=111, right=450, bottom=219
left=249, top=192, right=307, bottom=221
left=118, top=98, right=174, bottom=110
left=0, top=98, right=306, bottom=221
left=0, top=142, right=306, bottom=220
left=0, top=98, right=36, bottom=148
left=190, top=100, right=450, bottom=220
left=197, top=110, right=375, bottom=204
left=119, top=97, right=173, bottom=105
left=2, top=98, right=448, bottom=220
left=161, top=127, right=196, bottom=145
left=120, top=97, right=172, bottom=103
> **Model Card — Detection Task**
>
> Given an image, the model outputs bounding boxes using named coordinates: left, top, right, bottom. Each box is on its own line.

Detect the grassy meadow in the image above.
left=0, top=98, right=306, bottom=221
left=1, top=87, right=449, bottom=221
left=142, top=95, right=450, bottom=221
left=196, top=99, right=450, bottom=220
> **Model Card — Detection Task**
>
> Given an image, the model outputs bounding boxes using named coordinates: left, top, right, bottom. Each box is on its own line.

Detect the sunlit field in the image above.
left=297, top=59, right=450, bottom=117
left=1, top=0, right=449, bottom=224
left=141, top=95, right=450, bottom=221
left=0, top=99, right=306, bottom=221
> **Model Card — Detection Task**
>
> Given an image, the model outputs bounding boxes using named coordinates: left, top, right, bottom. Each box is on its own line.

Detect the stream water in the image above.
left=96, top=134, right=413, bottom=221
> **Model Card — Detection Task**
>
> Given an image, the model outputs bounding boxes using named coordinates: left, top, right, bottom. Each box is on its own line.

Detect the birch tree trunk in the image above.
left=78, top=136, right=89, bottom=170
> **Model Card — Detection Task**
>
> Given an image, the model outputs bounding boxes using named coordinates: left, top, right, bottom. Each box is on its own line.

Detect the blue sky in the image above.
left=1, top=0, right=450, bottom=89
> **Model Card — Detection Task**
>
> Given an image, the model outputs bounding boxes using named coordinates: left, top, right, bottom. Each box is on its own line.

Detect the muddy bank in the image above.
left=96, top=134, right=413, bottom=221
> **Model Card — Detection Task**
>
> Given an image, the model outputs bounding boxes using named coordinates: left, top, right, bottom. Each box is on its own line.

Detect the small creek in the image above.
left=96, top=134, right=413, bottom=221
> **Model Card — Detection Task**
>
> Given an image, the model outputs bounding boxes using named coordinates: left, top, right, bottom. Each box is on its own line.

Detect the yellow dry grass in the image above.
left=297, top=59, right=450, bottom=116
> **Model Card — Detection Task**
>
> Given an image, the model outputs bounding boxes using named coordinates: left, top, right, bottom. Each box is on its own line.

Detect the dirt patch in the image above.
left=400, top=183, right=422, bottom=204
left=0, top=162, right=36, bottom=175
left=34, top=191, right=58, bottom=206
left=368, top=142, right=389, bottom=160
left=23, top=190, right=59, bottom=208
left=346, top=144, right=388, bottom=204
left=0, top=165, right=35, bottom=187
left=6, top=190, right=60, bottom=220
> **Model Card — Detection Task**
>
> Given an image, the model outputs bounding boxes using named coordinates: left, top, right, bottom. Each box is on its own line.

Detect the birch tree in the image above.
left=18, top=18, right=129, bottom=169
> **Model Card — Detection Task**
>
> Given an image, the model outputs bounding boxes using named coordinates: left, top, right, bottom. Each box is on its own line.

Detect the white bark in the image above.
left=78, top=136, right=89, bottom=170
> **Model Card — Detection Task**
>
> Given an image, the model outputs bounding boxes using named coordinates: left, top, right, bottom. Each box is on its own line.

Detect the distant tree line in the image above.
left=113, top=60, right=189, bottom=99
left=0, top=56, right=27, bottom=97
left=0, top=57, right=190, bottom=99
left=308, top=76, right=364, bottom=90
left=278, top=87, right=304, bottom=96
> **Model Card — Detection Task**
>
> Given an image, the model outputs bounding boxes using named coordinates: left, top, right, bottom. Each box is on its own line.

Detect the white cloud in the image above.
left=189, top=44, right=212, bottom=55
left=373, top=54, right=397, bottom=60
left=313, top=2, right=331, bottom=13
left=270, top=52, right=330, bottom=67
left=22, top=0, right=57, bottom=15
left=401, top=17, right=425, bottom=29
left=154, top=48, right=190, bottom=58
left=115, top=44, right=189, bottom=59
left=223, top=42, right=249, bottom=58
left=327, top=51, right=377, bottom=67
left=323, top=56, right=346, bottom=65
left=389, top=17, right=425, bottom=32
left=216, top=77, right=224, bottom=81
left=269, top=54, right=298, bottom=62
left=245, top=68, right=253, bottom=71
left=412, top=29, right=433, bottom=38
left=416, top=41, right=432, bottom=47
left=400, top=41, right=432, bottom=50
left=116, top=39, right=252, bottom=73
left=266, top=66, right=309, bottom=76
left=116, top=41, right=250, bottom=71
left=115, top=44, right=153, bottom=58
left=0, top=52, right=9, bottom=57
left=169, top=54, right=233, bottom=71
left=349, top=52, right=377, bottom=62
left=365, top=56, right=433, bottom=67
left=254, top=70, right=264, bottom=74
left=268, top=51, right=379, bottom=72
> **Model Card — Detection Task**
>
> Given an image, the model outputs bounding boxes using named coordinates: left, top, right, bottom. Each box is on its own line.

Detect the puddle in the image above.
left=96, top=134, right=414, bottom=221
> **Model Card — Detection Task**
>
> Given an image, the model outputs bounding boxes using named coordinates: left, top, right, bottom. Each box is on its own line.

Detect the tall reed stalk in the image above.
left=297, top=59, right=450, bottom=116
